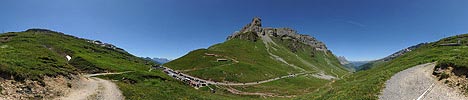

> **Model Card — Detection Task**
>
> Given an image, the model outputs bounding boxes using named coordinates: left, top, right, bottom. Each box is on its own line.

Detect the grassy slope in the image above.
left=269, top=36, right=349, bottom=77
left=0, top=30, right=152, bottom=81
left=165, top=33, right=348, bottom=83
left=164, top=32, right=349, bottom=96
left=99, top=71, right=262, bottom=100
left=0, top=30, right=259, bottom=100
left=224, top=36, right=349, bottom=96
left=298, top=34, right=468, bottom=100
left=232, top=74, right=330, bottom=96
left=165, top=38, right=302, bottom=82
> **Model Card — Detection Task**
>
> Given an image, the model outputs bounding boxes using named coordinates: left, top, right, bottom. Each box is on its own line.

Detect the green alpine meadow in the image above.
left=1, top=1, right=468, bottom=100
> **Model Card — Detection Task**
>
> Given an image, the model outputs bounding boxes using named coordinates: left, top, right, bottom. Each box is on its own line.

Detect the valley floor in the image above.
left=379, top=63, right=467, bottom=100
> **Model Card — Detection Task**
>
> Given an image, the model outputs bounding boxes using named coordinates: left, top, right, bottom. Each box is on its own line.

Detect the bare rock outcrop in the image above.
left=0, top=75, right=80, bottom=100
left=227, top=17, right=328, bottom=51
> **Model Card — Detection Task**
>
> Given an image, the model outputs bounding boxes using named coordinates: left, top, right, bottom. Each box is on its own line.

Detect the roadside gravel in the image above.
left=379, top=63, right=467, bottom=100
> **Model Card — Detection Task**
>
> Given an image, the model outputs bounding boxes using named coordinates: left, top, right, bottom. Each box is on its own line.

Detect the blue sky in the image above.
left=1, top=0, right=467, bottom=61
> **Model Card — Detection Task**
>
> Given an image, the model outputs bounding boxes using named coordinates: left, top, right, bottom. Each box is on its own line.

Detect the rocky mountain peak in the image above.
left=228, top=17, right=329, bottom=51
left=337, top=56, right=351, bottom=65
left=251, top=17, right=262, bottom=27
left=240, top=17, right=262, bottom=33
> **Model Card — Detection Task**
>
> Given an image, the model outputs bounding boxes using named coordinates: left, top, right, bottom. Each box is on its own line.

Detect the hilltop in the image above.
left=164, top=17, right=350, bottom=96
left=165, top=17, right=349, bottom=82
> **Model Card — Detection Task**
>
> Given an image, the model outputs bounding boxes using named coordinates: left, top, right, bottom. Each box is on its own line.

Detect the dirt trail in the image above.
left=55, top=72, right=127, bottom=100
left=379, top=63, right=468, bottom=100
left=224, top=86, right=296, bottom=98
left=196, top=72, right=309, bottom=86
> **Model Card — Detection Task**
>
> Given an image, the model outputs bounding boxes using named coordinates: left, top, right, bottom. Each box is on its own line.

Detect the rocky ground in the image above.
left=433, top=64, right=468, bottom=95
left=0, top=73, right=124, bottom=100
left=0, top=75, right=79, bottom=100
left=55, top=76, right=124, bottom=100
left=379, top=63, right=468, bottom=100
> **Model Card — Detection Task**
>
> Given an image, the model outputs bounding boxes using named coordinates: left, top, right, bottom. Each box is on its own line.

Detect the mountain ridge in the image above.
left=228, top=17, right=328, bottom=52
left=165, top=17, right=348, bottom=85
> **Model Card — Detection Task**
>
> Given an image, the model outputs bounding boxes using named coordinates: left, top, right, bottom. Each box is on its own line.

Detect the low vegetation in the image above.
left=2, top=29, right=466, bottom=99
left=0, top=29, right=256, bottom=99
left=99, top=70, right=259, bottom=99
left=270, top=36, right=349, bottom=77
left=298, top=34, right=468, bottom=99
left=165, top=32, right=349, bottom=83
left=0, top=29, right=153, bottom=81
left=231, top=74, right=330, bottom=96
left=165, top=38, right=303, bottom=82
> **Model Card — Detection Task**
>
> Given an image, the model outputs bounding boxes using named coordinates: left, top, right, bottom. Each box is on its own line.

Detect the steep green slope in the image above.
left=0, top=29, right=260, bottom=100
left=269, top=36, right=349, bottom=77
left=0, top=29, right=154, bottom=81
left=299, top=34, right=468, bottom=99
left=166, top=38, right=301, bottom=82
left=165, top=18, right=349, bottom=83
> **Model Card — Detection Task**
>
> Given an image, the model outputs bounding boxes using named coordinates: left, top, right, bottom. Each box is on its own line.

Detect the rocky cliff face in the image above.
left=337, top=56, right=351, bottom=65
left=227, top=17, right=328, bottom=51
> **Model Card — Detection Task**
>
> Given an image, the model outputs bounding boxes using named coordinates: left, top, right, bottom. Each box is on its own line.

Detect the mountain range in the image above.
left=152, top=58, right=171, bottom=64
left=165, top=17, right=349, bottom=84
left=1, top=18, right=467, bottom=100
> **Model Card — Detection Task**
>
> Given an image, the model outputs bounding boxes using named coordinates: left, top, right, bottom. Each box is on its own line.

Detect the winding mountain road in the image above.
left=171, top=67, right=310, bottom=86
left=210, top=73, right=309, bottom=85
left=379, top=63, right=468, bottom=100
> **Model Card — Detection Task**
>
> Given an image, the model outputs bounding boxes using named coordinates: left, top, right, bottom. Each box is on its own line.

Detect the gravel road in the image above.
left=379, top=63, right=467, bottom=100
left=55, top=73, right=125, bottom=100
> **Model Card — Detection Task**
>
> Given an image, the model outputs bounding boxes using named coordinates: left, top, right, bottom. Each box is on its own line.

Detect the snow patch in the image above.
left=0, top=45, right=8, bottom=49
left=66, top=55, right=72, bottom=61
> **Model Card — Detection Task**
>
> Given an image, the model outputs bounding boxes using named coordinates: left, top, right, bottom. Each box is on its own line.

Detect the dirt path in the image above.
left=178, top=70, right=310, bottom=86
left=54, top=72, right=128, bottom=100
left=379, top=63, right=468, bottom=100
left=223, top=86, right=296, bottom=98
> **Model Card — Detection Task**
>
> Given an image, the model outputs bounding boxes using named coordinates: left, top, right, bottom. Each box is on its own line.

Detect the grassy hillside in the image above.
left=230, top=74, right=330, bottom=96
left=10, top=29, right=465, bottom=100
left=0, top=29, right=155, bottom=81
left=165, top=32, right=348, bottom=83
left=298, top=34, right=468, bottom=99
left=269, top=36, right=349, bottom=77
left=0, top=29, right=263, bottom=100
left=166, top=38, right=301, bottom=82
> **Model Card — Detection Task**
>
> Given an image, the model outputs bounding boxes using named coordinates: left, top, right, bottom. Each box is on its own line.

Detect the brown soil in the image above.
left=433, top=65, right=468, bottom=95
left=0, top=75, right=80, bottom=100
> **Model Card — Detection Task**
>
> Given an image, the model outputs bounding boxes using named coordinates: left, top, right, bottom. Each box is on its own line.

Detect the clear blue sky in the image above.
left=1, top=0, right=468, bottom=61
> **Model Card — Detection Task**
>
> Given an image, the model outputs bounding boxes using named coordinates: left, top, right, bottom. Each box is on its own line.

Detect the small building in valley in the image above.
left=440, top=40, right=462, bottom=46
left=205, top=53, right=216, bottom=56
left=216, top=58, right=228, bottom=62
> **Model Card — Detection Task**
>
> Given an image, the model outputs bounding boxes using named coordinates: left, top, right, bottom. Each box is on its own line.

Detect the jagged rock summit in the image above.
left=228, top=17, right=328, bottom=51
